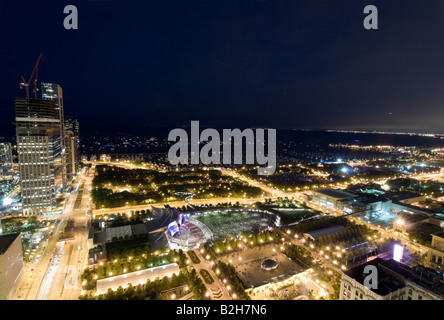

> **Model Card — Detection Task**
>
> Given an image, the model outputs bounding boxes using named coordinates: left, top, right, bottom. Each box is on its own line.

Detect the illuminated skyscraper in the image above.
left=64, top=116, right=80, bottom=180
left=15, top=98, right=63, bottom=216
left=41, top=82, right=66, bottom=186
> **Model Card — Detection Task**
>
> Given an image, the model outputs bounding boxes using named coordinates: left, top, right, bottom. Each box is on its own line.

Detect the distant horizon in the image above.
left=3, top=120, right=444, bottom=137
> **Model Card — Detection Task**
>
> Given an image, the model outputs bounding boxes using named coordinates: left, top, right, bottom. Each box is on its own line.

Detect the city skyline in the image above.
left=3, top=0, right=444, bottom=305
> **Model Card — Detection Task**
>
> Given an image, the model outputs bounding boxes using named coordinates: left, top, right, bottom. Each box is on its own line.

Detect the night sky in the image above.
left=2, top=1, right=444, bottom=132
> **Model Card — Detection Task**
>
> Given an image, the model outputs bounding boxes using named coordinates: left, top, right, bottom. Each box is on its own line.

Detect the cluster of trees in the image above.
left=81, top=248, right=188, bottom=291
left=91, top=187, right=157, bottom=208
left=314, top=225, right=375, bottom=247
left=312, top=265, right=332, bottom=283
left=258, top=197, right=307, bottom=208
left=91, top=164, right=262, bottom=209
left=151, top=169, right=230, bottom=185
left=408, top=222, right=443, bottom=246
left=354, top=168, right=399, bottom=180
left=256, top=200, right=317, bottom=225
left=291, top=217, right=350, bottom=234
left=183, top=202, right=242, bottom=213
left=329, top=275, right=342, bottom=300
left=95, top=210, right=153, bottom=228
left=199, top=269, right=214, bottom=285
left=213, top=261, right=250, bottom=300
left=92, top=165, right=155, bottom=188
left=187, top=251, right=201, bottom=264
left=81, top=268, right=206, bottom=300
left=1, top=216, right=41, bottom=234
left=238, top=165, right=333, bottom=190
left=157, top=183, right=263, bottom=199
left=106, top=234, right=150, bottom=252
left=266, top=172, right=335, bottom=190
left=387, top=177, right=444, bottom=197
left=283, top=243, right=314, bottom=268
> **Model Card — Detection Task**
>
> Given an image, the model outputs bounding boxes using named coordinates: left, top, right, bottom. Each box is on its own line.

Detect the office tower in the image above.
left=0, top=143, right=13, bottom=180
left=64, top=116, right=80, bottom=181
left=41, top=82, right=66, bottom=186
left=15, top=98, right=64, bottom=216
left=0, top=233, right=23, bottom=300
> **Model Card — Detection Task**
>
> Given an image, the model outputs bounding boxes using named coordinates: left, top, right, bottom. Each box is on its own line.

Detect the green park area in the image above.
left=91, top=165, right=263, bottom=208
left=193, top=209, right=270, bottom=240
left=256, top=198, right=320, bottom=225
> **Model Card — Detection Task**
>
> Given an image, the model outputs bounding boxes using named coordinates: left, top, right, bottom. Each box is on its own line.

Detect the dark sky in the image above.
left=2, top=0, right=444, bottom=132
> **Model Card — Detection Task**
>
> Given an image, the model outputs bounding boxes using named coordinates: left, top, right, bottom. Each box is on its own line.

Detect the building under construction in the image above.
left=15, top=97, right=64, bottom=216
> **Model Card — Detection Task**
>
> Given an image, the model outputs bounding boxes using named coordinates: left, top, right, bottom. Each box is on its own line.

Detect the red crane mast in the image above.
left=19, top=53, right=43, bottom=99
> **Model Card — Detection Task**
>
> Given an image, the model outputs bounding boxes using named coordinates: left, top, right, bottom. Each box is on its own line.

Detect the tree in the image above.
left=104, top=288, right=115, bottom=300
left=27, top=216, right=38, bottom=224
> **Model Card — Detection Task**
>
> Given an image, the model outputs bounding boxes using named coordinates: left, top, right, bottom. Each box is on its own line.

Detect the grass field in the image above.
left=272, top=209, right=317, bottom=225
left=194, top=210, right=269, bottom=239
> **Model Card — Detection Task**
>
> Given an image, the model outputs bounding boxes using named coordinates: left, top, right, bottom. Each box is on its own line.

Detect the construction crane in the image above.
left=19, top=53, right=43, bottom=99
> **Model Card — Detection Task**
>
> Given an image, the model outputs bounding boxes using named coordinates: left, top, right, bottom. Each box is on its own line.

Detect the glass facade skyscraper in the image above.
left=41, top=82, right=66, bottom=186
left=15, top=98, right=64, bottom=216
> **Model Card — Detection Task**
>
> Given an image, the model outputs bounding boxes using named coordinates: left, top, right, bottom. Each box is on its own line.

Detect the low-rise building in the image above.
left=88, top=246, right=107, bottom=265
left=95, top=263, right=180, bottom=295
left=427, top=231, right=444, bottom=271
left=87, top=223, right=148, bottom=264
left=311, top=188, right=357, bottom=211
left=340, top=258, right=444, bottom=300
left=0, top=233, right=23, bottom=300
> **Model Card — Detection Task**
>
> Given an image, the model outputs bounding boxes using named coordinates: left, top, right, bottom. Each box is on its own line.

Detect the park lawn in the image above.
left=273, top=209, right=317, bottom=225
left=194, top=210, right=269, bottom=239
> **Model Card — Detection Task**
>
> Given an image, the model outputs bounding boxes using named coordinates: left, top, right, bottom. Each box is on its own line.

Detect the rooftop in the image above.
left=95, top=263, right=180, bottom=295
left=304, top=225, right=346, bottom=240
left=345, top=258, right=444, bottom=297
left=344, top=258, right=405, bottom=296
left=0, top=233, right=20, bottom=255
left=432, top=230, right=444, bottom=239
left=384, top=191, right=424, bottom=202
left=314, top=188, right=357, bottom=200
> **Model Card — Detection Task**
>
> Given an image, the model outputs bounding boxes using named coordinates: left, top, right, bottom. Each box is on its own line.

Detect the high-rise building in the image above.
left=15, top=98, right=64, bottom=216
left=0, top=143, right=13, bottom=180
left=41, top=83, right=66, bottom=186
left=0, top=233, right=23, bottom=300
left=64, top=116, right=80, bottom=181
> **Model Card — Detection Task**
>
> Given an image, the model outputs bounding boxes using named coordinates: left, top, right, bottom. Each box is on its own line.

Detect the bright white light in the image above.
left=341, top=167, right=348, bottom=174
left=393, top=244, right=404, bottom=262
left=2, top=197, right=13, bottom=206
